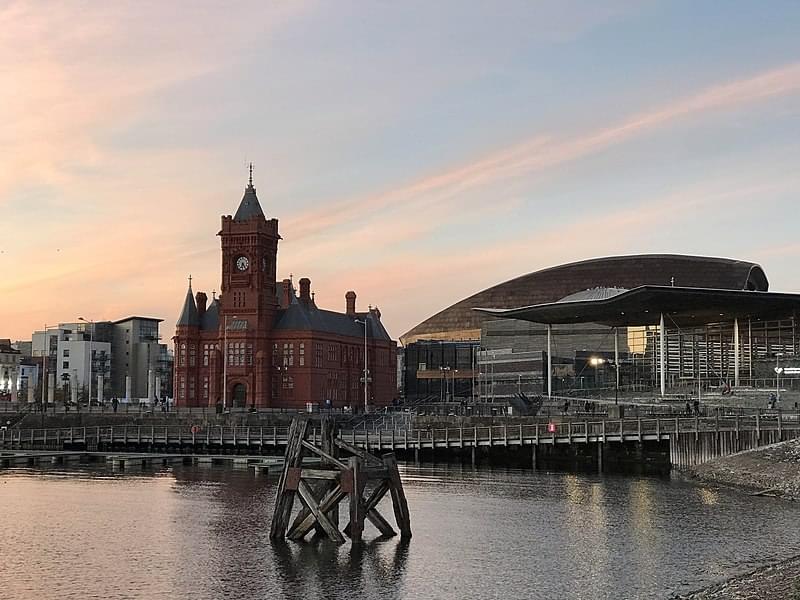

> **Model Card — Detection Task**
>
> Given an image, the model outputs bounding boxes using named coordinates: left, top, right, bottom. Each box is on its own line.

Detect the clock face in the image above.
left=235, top=256, right=249, bottom=272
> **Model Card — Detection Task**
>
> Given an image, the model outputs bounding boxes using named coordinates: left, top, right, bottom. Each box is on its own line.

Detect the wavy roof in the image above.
left=400, top=254, right=768, bottom=344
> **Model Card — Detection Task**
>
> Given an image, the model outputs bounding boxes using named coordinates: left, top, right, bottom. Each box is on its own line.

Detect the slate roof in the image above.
left=234, top=182, right=265, bottom=222
left=274, top=302, right=391, bottom=341
left=176, top=286, right=199, bottom=327
left=200, top=299, right=219, bottom=331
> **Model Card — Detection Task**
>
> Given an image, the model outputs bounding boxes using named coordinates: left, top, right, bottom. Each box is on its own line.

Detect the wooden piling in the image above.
left=269, top=418, right=412, bottom=545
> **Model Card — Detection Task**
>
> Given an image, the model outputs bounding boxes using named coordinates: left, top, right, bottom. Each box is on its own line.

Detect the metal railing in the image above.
left=3, top=414, right=798, bottom=452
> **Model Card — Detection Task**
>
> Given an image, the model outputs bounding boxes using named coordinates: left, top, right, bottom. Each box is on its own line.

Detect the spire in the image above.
left=233, top=163, right=265, bottom=222
left=176, top=276, right=199, bottom=327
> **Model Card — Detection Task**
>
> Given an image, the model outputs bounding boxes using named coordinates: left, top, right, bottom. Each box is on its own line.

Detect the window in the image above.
left=315, top=344, right=323, bottom=368
left=202, top=377, right=209, bottom=400
left=63, top=349, right=70, bottom=358
left=328, top=345, right=336, bottom=362
left=179, top=376, right=186, bottom=399
left=203, top=344, right=210, bottom=366
left=189, top=378, right=196, bottom=400
left=62, top=361, right=69, bottom=369
left=189, top=345, right=196, bottom=367
left=282, top=343, right=294, bottom=367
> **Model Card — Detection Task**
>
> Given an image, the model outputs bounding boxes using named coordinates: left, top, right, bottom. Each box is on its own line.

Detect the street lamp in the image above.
left=78, top=317, right=94, bottom=406
left=354, top=318, right=369, bottom=414
left=590, top=357, right=619, bottom=404
left=223, top=314, right=238, bottom=409
left=439, top=366, right=451, bottom=401
left=776, top=352, right=785, bottom=402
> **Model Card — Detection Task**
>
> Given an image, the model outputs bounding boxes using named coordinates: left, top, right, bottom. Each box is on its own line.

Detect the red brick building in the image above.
left=173, top=173, right=396, bottom=409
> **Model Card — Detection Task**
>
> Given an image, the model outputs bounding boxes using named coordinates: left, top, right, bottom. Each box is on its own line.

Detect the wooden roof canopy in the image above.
left=475, top=285, right=800, bottom=327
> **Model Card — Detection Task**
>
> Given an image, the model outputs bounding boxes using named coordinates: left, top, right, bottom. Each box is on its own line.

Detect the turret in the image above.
left=176, top=277, right=199, bottom=329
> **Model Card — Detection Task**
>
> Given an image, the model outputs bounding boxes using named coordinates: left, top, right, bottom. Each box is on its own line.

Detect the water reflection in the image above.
left=270, top=538, right=410, bottom=599
left=1, top=464, right=800, bottom=600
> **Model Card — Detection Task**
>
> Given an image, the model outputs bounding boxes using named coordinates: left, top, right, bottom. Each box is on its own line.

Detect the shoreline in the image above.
left=674, top=438, right=800, bottom=598
left=675, top=555, right=800, bottom=599
left=684, top=437, right=800, bottom=501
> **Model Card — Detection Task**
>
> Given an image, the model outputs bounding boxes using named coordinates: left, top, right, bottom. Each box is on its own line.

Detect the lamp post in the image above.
left=590, top=357, right=619, bottom=404
left=776, top=352, right=784, bottom=402
left=471, top=346, right=477, bottom=403
left=440, top=366, right=451, bottom=401
left=78, top=317, right=94, bottom=406
left=40, top=324, right=54, bottom=409
left=223, top=314, right=238, bottom=410
left=354, top=318, right=369, bottom=414
left=490, top=351, right=496, bottom=402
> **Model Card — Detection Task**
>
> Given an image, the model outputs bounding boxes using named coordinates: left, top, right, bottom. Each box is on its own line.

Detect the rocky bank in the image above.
left=686, top=437, right=800, bottom=500
left=675, top=438, right=800, bottom=599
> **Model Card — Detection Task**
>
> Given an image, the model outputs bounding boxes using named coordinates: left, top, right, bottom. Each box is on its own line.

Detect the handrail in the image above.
left=3, top=414, right=799, bottom=450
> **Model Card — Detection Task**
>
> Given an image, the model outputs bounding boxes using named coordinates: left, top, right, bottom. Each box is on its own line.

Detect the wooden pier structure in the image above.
left=2, top=414, right=799, bottom=469
left=0, top=450, right=321, bottom=473
left=270, top=419, right=411, bottom=544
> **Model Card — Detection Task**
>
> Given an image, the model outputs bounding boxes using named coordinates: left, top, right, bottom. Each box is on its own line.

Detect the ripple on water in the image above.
left=1, top=464, right=799, bottom=600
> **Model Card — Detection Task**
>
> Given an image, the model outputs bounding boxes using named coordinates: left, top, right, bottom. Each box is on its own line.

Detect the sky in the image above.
left=2, top=0, right=800, bottom=342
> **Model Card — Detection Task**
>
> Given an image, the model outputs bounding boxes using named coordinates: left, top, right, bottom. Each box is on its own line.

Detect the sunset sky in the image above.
left=2, top=1, right=800, bottom=342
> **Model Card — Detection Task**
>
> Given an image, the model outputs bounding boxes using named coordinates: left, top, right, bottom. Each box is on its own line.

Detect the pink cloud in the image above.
left=284, top=62, right=800, bottom=240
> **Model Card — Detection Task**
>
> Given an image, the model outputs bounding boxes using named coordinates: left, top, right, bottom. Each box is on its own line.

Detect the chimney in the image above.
left=345, top=291, right=357, bottom=316
left=280, top=279, right=293, bottom=309
left=196, top=292, right=207, bottom=321
left=299, top=277, right=311, bottom=304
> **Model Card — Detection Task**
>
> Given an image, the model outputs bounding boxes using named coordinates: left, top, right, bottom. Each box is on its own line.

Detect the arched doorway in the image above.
left=232, top=383, right=247, bottom=408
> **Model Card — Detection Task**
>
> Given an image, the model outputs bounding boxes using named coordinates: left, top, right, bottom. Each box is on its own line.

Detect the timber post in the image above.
left=270, top=417, right=412, bottom=545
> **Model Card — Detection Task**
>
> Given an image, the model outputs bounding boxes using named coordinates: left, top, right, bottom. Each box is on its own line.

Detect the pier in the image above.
left=2, top=413, right=799, bottom=470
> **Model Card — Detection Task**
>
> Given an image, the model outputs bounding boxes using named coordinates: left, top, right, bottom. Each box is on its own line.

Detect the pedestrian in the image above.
left=112, top=397, right=119, bottom=413
left=215, top=399, right=223, bottom=415
left=685, top=401, right=691, bottom=416
left=693, top=399, right=700, bottom=416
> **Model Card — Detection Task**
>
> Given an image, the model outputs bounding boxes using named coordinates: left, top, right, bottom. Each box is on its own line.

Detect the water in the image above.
left=1, top=464, right=799, bottom=600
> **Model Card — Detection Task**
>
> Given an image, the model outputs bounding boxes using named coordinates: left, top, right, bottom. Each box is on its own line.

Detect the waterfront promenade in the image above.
left=3, top=412, right=799, bottom=469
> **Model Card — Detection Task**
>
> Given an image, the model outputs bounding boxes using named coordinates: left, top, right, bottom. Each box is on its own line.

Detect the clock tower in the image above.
left=217, top=166, right=280, bottom=406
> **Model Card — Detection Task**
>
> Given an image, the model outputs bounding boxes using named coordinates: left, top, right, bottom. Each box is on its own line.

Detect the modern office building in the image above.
left=0, top=339, right=22, bottom=401
left=401, top=340, right=478, bottom=403
left=111, top=317, right=170, bottom=400
left=31, top=317, right=169, bottom=403
left=402, top=255, right=800, bottom=401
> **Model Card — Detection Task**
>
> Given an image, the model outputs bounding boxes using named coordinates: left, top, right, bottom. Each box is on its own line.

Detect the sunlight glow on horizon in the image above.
left=2, top=1, right=800, bottom=341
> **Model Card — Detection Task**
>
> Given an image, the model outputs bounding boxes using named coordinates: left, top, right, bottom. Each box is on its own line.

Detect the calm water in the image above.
left=1, top=463, right=799, bottom=600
